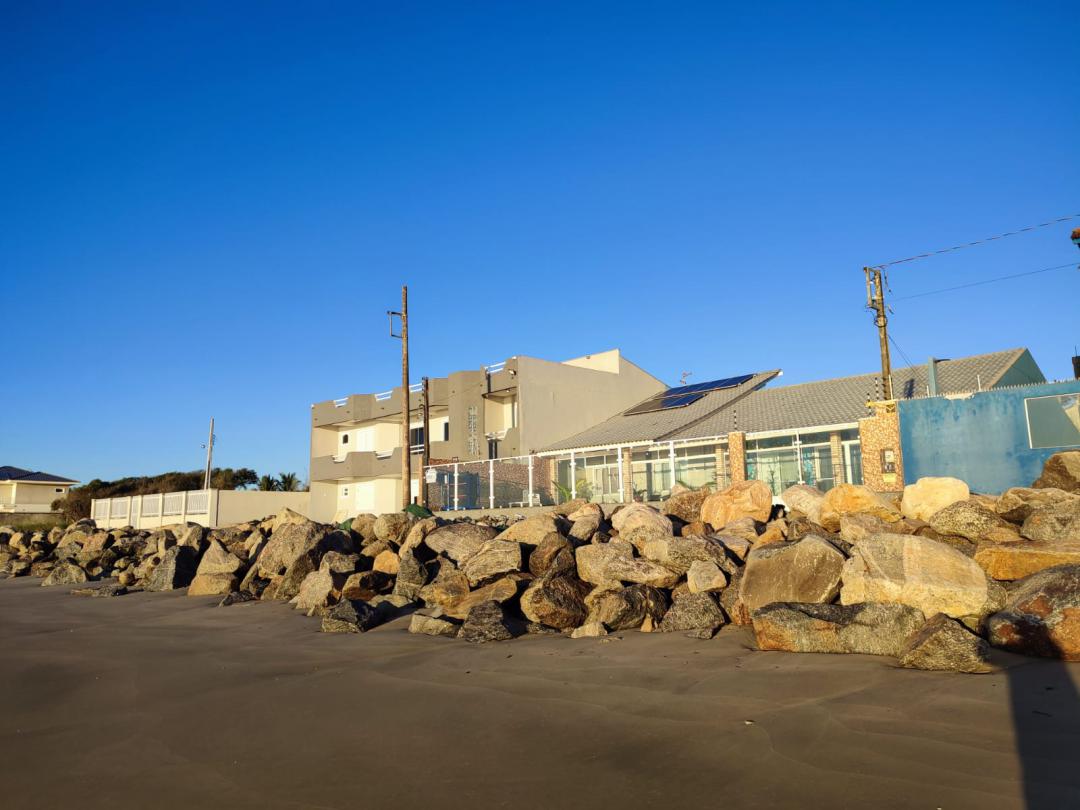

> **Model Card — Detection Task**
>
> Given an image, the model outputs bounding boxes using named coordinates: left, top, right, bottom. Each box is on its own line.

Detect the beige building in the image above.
left=308, top=349, right=664, bottom=522
left=0, top=466, right=79, bottom=515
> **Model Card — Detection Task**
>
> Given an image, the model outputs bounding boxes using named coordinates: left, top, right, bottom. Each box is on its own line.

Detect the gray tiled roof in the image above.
left=674, top=347, right=1030, bottom=438
left=0, top=465, right=79, bottom=484
left=543, top=348, right=1032, bottom=451
left=542, top=371, right=780, bottom=451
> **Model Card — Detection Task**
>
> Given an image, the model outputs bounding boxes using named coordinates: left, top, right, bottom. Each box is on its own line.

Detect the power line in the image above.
left=872, top=214, right=1080, bottom=269
left=887, top=333, right=916, bottom=371
left=892, top=261, right=1078, bottom=302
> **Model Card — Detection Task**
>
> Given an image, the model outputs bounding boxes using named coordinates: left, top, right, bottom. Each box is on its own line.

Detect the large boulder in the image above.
left=700, top=481, right=773, bottom=530
left=1021, top=500, right=1080, bottom=543
left=819, top=484, right=901, bottom=532
left=974, top=540, right=1080, bottom=581
left=495, top=514, right=562, bottom=545
left=737, top=536, right=846, bottom=619
left=838, top=512, right=897, bottom=544
left=781, top=484, right=825, bottom=525
left=423, top=523, right=498, bottom=564
left=459, top=601, right=516, bottom=643
left=350, top=514, right=378, bottom=544
left=519, top=572, right=589, bottom=629
left=995, top=487, right=1079, bottom=523
left=392, top=547, right=428, bottom=600
left=256, top=520, right=327, bottom=577
left=1033, top=451, right=1080, bottom=493
left=611, top=504, right=674, bottom=547
left=639, top=535, right=730, bottom=576
left=373, top=512, right=414, bottom=544
left=144, top=545, right=199, bottom=591
left=408, top=608, right=461, bottom=638
left=293, top=569, right=337, bottom=612
left=657, top=591, right=725, bottom=636
left=662, top=488, right=712, bottom=523
left=441, top=575, right=520, bottom=620
left=341, top=570, right=393, bottom=601
left=898, top=614, right=994, bottom=673
left=528, top=532, right=575, bottom=577
left=586, top=584, right=668, bottom=631
left=840, top=533, right=992, bottom=619
left=321, top=599, right=382, bottom=633
left=686, top=560, right=728, bottom=594
left=575, top=542, right=680, bottom=588
left=41, top=561, right=87, bottom=587
left=461, top=540, right=522, bottom=586
left=752, top=602, right=925, bottom=656
left=901, top=477, right=970, bottom=522
left=187, top=573, right=238, bottom=596
left=928, top=500, right=1017, bottom=542
left=568, top=514, right=601, bottom=543
left=196, top=539, right=243, bottom=576
left=986, top=564, right=1080, bottom=660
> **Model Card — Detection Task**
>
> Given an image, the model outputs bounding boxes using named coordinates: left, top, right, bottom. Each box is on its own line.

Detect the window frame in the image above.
left=1024, top=393, right=1080, bottom=450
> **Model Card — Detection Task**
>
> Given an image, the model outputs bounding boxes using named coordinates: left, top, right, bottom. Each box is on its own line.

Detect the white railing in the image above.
left=333, top=397, right=348, bottom=407
left=186, top=490, right=209, bottom=514
left=162, top=492, right=185, bottom=516
left=90, top=489, right=216, bottom=529
left=374, top=390, right=393, bottom=401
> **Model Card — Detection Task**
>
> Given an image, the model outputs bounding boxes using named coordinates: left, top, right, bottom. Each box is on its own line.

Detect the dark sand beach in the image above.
left=1, top=577, right=1078, bottom=809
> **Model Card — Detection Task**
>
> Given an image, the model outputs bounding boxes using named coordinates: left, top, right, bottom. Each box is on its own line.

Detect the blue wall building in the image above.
left=899, top=379, right=1080, bottom=494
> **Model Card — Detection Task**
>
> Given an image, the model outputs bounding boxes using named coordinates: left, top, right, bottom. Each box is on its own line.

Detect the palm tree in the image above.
left=278, top=472, right=300, bottom=492
left=258, top=475, right=280, bottom=491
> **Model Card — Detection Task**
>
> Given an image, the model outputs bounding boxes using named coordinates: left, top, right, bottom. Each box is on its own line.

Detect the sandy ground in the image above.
left=1, top=578, right=1079, bottom=810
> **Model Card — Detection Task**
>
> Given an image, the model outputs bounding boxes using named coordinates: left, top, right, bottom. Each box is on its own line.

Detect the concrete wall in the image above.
left=898, top=379, right=1080, bottom=494
left=216, top=491, right=311, bottom=526
left=517, top=351, right=665, bottom=453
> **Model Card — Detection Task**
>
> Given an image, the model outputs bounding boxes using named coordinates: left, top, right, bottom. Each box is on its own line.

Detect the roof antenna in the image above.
left=679, top=371, right=693, bottom=385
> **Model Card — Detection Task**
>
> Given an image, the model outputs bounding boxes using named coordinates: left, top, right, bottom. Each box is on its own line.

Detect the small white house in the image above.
left=0, top=466, right=79, bottom=515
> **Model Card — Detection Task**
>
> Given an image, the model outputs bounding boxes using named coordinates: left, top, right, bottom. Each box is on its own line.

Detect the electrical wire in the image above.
left=892, top=261, right=1078, bottom=301
left=871, top=214, right=1080, bottom=269
left=887, top=333, right=917, bottom=371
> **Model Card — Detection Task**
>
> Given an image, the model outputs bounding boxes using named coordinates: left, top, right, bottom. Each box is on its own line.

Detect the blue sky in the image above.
left=2, top=1, right=1077, bottom=484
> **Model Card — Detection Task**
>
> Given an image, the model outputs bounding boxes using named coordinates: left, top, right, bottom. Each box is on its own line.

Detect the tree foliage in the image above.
left=51, top=467, right=259, bottom=522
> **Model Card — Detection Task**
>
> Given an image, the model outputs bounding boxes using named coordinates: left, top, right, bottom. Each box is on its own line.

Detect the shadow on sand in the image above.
left=1008, top=657, right=1080, bottom=807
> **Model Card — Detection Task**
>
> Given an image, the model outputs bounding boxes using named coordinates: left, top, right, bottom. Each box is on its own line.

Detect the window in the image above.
left=1026, top=394, right=1080, bottom=449
left=410, top=426, right=425, bottom=448
left=443, top=421, right=450, bottom=442
left=341, top=434, right=349, bottom=444
left=55, top=487, right=64, bottom=493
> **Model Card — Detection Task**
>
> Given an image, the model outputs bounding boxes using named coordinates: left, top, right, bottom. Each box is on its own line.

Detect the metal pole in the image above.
left=668, top=441, right=676, bottom=495
left=570, top=451, right=576, bottom=501
left=453, top=462, right=459, bottom=511
left=203, top=417, right=214, bottom=490
left=527, top=455, right=534, bottom=507
left=865, top=267, right=893, bottom=400
left=488, top=458, right=495, bottom=509
left=400, top=285, right=411, bottom=508
left=616, top=445, right=624, bottom=503
left=420, top=376, right=431, bottom=508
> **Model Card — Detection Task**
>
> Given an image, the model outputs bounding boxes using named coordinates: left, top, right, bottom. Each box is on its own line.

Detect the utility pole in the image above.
left=388, top=286, right=411, bottom=509
left=864, top=266, right=893, bottom=400
left=421, top=376, right=431, bottom=509
left=202, top=417, right=215, bottom=490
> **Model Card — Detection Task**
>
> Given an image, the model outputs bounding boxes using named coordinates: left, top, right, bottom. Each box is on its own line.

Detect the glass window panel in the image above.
left=1026, top=394, right=1080, bottom=449
left=798, top=431, right=831, bottom=446
left=745, top=447, right=799, bottom=496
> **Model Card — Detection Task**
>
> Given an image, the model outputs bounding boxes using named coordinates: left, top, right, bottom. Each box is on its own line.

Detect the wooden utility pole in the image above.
left=202, top=417, right=215, bottom=490
left=864, top=267, right=893, bottom=400
left=400, top=286, right=411, bottom=508
left=420, top=376, right=431, bottom=508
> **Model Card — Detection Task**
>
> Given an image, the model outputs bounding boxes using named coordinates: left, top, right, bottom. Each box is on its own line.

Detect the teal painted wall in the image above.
left=898, top=380, right=1080, bottom=494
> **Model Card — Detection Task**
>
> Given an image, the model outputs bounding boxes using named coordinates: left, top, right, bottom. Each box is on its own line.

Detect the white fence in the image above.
left=92, top=489, right=218, bottom=530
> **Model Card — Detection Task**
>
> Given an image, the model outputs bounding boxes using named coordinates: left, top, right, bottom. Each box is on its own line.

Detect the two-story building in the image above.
left=308, top=349, right=664, bottom=522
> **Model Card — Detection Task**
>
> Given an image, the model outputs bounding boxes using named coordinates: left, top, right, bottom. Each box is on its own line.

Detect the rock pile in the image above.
left=2, top=450, right=1079, bottom=672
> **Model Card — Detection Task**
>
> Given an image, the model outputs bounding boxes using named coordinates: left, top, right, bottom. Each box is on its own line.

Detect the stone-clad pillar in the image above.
left=728, top=432, right=747, bottom=483
left=858, top=402, right=904, bottom=493
left=621, top=447, right=634, bottom=502
left=829, top=431, right=846, bottom=487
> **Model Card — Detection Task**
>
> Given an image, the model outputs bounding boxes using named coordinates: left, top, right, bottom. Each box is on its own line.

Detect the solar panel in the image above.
left=621, top=373, right=756, bottom=416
